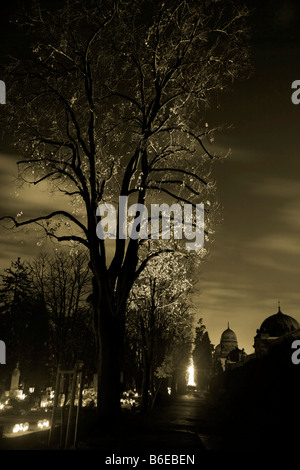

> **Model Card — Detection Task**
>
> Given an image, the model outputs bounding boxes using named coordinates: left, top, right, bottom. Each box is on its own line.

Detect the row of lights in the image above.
left=13, top=423, right=29, bottom=433
left=12, top=419, right=49, bottom=434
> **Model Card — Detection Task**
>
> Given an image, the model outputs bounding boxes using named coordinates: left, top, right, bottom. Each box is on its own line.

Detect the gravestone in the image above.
left=0, top=341, right=5, bottom=364
left=10, top=363, right=20, bottom=391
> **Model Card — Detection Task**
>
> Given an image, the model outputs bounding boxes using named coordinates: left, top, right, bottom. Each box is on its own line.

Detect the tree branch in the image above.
left=0, top=211, right=88, bottom=237
left=149, top=168, right=207, bottom=186
left=134, top=249, right=174, bottom=280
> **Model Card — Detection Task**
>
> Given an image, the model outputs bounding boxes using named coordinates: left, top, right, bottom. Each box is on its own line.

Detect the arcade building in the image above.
left=214, top=304, right=300, bottom=370
left=254, top=304, right=300, bottom=357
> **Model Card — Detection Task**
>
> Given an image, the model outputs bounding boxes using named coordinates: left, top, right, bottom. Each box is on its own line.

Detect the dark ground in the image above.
left=0, top=393, right=239, bottom=452
left=0, top=392, right=273, bottom=452
left=0, top=390, right=297, bottom=462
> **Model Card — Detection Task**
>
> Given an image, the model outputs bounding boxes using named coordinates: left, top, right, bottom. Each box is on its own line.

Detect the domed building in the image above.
left=254, top=304, right=300, bottom=357
left=219, top=325, right=238, bottom=355
left=215, top=323, right=247, bottom=370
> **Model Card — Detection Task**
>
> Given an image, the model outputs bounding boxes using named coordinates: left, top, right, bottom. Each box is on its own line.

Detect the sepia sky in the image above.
left=194, top=0, right=300, bottom=352
left=1, top=1, right=300, bottom=353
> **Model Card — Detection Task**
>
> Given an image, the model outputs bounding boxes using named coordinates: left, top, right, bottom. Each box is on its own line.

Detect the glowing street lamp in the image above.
left=187, top=358, right=196, bottom=387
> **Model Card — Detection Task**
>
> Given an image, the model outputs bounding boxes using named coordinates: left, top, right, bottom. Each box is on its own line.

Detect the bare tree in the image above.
left=30, top=249, right=93, bottom=371
left=0, top=0, right=250, bottom=423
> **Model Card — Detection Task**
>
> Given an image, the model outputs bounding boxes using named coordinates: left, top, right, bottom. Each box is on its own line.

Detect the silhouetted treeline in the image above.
left=0, top=251, right=96, bottom=394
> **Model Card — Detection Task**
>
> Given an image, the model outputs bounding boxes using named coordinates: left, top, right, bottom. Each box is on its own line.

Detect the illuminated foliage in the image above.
left=126, top=252, right=195, bottom=409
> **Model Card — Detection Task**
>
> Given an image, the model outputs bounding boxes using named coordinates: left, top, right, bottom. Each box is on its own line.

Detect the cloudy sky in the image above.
left=1, top=1, right=300, bottom=353
left=194, top=0, right=300, bottom=352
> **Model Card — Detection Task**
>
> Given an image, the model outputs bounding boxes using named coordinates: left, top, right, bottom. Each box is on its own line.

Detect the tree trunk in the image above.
left=96, top=301, right=124, bottom=428
left=171, top=372, right=178, bottom=397
left=141, top=358, right=151, bottom=412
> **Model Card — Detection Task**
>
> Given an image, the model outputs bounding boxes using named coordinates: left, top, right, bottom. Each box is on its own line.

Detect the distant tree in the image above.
left=126, top=252, right=194, bottom=410
left=30, top=249, right=95, bottom=375
left=193, top=318, right=213, bottom=390
left=0, top=0, right=250, bottom=422
left=0, top=258, right=49, bottom=390
left=155, top=326, right=193, bottom=398
left=212, top=356, right=223, bottom=377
